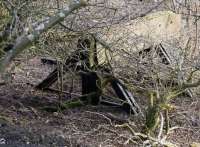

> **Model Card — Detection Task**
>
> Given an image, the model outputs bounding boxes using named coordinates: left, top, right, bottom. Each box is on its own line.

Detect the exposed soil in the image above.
left=0, top=57, right=199, bottom=147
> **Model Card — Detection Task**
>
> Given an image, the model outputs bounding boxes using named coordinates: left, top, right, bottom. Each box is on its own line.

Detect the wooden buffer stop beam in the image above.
left=36, top=36, right=142, bottom=115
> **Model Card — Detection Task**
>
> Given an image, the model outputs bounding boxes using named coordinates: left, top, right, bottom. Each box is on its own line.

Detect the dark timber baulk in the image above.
left=36, top=35, right=141, bottom=114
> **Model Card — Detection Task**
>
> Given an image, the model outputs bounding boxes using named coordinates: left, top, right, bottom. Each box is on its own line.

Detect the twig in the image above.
left=165, top=109, right=170, bottom=134
left=85, top=111, right=113, bottom=125
left=115, top=123, right=176, bottom=146
left=158, top=112, right=164, bottom=140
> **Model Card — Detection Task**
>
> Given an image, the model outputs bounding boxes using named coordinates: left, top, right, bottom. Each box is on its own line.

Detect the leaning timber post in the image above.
left=78, top=35, right=101, bottom=105
left=0, top=0, right=87, bottom=73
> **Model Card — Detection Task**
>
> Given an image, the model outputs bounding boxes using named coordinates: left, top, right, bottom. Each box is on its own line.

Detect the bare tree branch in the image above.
left=0, top=0, right=87, bottom=73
